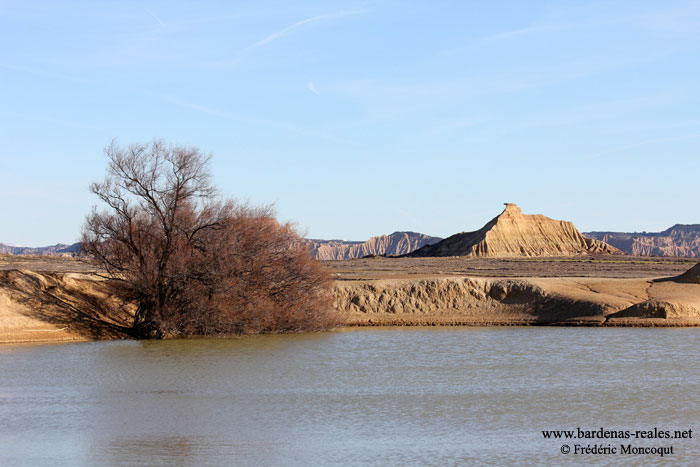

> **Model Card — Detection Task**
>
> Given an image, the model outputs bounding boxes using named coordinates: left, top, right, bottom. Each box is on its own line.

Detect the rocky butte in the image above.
left=409, top=203, right=620, bottom=257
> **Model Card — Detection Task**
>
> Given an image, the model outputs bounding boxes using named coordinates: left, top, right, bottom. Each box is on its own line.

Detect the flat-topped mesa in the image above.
left=409, top=203, right=621, bottom=258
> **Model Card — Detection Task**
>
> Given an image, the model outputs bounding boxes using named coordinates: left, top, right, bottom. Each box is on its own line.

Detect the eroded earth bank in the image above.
left=1, top=256, right=700, bottom=343
left=329, top=257, right=700, bottom=327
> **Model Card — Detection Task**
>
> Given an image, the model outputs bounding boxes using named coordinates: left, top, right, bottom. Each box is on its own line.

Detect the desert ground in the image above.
left=323, top=255, right=695, bottom=280
left=0, top=255, right=101, bottom=273
left=327, top=256, right=700, bottom=327
left=1, top=254, right=699, bottom=344
left=0, top=255, right=131, bottom=344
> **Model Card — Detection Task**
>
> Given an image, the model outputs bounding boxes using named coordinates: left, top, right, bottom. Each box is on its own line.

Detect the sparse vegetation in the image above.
left=81, top=141, right=339, bottom=338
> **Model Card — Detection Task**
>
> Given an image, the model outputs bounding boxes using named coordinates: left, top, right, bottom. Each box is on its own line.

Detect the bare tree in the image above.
left=82, top=141, right=337, bottom=337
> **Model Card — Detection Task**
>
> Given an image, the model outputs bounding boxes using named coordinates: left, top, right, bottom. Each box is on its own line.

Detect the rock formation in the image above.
left=584, top=225, right=700, bottom=257
left=409, top=203, right=620, bottom=257
left=307, top=232, right=442, bottom=260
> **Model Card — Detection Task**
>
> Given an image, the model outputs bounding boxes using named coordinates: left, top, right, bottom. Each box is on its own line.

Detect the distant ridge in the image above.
left=0, top=242, right=81, bottom=256
left=307, top=232, right=442, bottom=260
left=410, top=203, right=620, bottom=257
left=584, top=225, right=700, bottom=257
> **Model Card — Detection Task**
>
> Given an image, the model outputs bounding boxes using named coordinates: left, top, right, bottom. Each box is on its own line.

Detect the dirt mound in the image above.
left=410, top=203, right=621, bottom=258
left=676, top=262, right=700, bottom=284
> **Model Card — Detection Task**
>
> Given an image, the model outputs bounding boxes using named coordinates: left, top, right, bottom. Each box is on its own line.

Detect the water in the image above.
left=1, top=327, right=699, bottom=466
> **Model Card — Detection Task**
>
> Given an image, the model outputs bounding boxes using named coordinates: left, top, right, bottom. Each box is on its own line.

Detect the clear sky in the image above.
left=1, top=0, right=699, bottom=246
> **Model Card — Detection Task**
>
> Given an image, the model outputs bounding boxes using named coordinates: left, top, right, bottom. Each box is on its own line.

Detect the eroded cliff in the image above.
left=584, top=225, right=700, bottom=257
left=333, top=271, right=700, bottom=327
left=307, top=231, right=442, bottom=260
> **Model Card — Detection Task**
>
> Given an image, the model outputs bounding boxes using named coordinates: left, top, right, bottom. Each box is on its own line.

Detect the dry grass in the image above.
left=0, top=254, right=101, bottom=273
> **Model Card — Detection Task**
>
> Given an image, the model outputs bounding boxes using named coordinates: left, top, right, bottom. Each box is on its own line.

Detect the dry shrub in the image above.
left=81, top=141, right=340, bottom=338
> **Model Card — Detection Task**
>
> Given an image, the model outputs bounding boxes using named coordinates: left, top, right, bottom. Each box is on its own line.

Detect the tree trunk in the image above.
left=132, top=303, right=162, bottom=338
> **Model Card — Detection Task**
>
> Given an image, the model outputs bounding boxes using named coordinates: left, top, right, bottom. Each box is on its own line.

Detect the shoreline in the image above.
left=1, top=256, right=699, bottom=345
left=4, top=320, right=700, bottom=347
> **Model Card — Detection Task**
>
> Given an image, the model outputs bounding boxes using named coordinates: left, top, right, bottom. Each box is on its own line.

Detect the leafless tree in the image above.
left=82, top=141, right=338, bottom=337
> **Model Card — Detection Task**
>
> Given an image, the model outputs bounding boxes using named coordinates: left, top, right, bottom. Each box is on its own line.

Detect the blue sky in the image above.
left=1, top=0, right=699, bottom=245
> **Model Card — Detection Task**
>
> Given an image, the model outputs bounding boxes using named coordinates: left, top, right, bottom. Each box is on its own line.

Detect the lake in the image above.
left=1, top=327, right=699, bottom=466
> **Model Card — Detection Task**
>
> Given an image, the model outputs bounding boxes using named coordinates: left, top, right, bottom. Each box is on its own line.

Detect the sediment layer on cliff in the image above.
left=410, top=203, right=620, bottom=258
left=307, top=231, right=442, bottom=260
left=333, top=274, right=700, bottom=327
left=585, top=225, right=700, bottom=257
left=0, top=242, right=81, bottom=256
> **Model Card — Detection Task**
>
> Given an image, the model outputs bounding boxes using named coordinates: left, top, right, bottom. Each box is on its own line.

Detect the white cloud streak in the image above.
left=202, top=9, right=363, bottom=69
left=250, top=10, right=363, bottom=49
left=159, top=95, right=234, bottom=119
left=308, top=80, right=319, bottom=95
left=142, top=7, right=166, bottom=27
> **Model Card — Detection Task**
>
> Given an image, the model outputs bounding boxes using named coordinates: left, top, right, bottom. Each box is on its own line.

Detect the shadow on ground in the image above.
left=1, top=270, right=134, bottom=339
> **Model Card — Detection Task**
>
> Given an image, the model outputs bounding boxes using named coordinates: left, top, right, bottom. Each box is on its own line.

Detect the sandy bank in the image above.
left=0, top=270, right=132, bottom=344
left=2, top=260, right=700, bottom=344
left=333, top=276, right=700, bottom=327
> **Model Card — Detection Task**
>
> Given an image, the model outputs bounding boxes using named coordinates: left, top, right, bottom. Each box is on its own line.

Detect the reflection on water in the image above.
left=95, top=436, right=196, bottom=467
left=1, top=327, right=699, bottom=466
